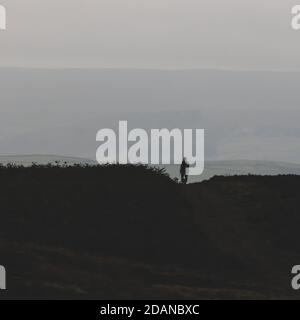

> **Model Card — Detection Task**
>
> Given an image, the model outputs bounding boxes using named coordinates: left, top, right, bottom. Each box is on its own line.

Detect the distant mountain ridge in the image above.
left=0, top=155, right=96, bottom=166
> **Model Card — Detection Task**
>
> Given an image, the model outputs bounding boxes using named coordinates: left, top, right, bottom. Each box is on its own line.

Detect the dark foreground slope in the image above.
left=0, top=165, right=299, bottom=299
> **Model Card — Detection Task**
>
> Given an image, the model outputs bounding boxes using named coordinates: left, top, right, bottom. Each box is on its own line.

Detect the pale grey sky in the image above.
left=0, top=0, right=299, bottom=69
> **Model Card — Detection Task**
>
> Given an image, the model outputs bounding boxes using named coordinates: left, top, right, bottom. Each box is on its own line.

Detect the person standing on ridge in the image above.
left=180, top=158, right=189, bottom=184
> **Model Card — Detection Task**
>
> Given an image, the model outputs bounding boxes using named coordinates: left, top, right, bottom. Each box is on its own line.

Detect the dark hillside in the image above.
left=0, top=165, right=299, bottom=299
left=0, top=164, right=198, bottom=264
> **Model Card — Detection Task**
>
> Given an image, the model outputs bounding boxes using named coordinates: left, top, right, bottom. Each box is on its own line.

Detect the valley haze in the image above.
left=1, top=68, right=300, bottom=168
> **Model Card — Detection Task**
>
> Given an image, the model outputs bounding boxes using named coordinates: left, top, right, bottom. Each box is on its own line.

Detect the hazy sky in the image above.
left=0, top=0, right=299, bottom=69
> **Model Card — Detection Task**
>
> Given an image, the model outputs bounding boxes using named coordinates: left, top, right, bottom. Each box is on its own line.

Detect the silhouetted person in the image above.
left=180, top=158, right=189, bottom=184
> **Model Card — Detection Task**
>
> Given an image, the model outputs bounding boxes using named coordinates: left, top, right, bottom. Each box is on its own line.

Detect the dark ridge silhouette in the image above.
left=0, top=164, right=299, bottom=299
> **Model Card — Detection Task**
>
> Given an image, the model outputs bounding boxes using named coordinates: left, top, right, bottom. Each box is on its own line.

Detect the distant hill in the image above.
left=0, top=164, right=299, bottom=299
left=0, top=155, right=96, bottom=166
left=1, top=155, right=300, bottom=183
left=163, top=160, right=300, bottom=182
